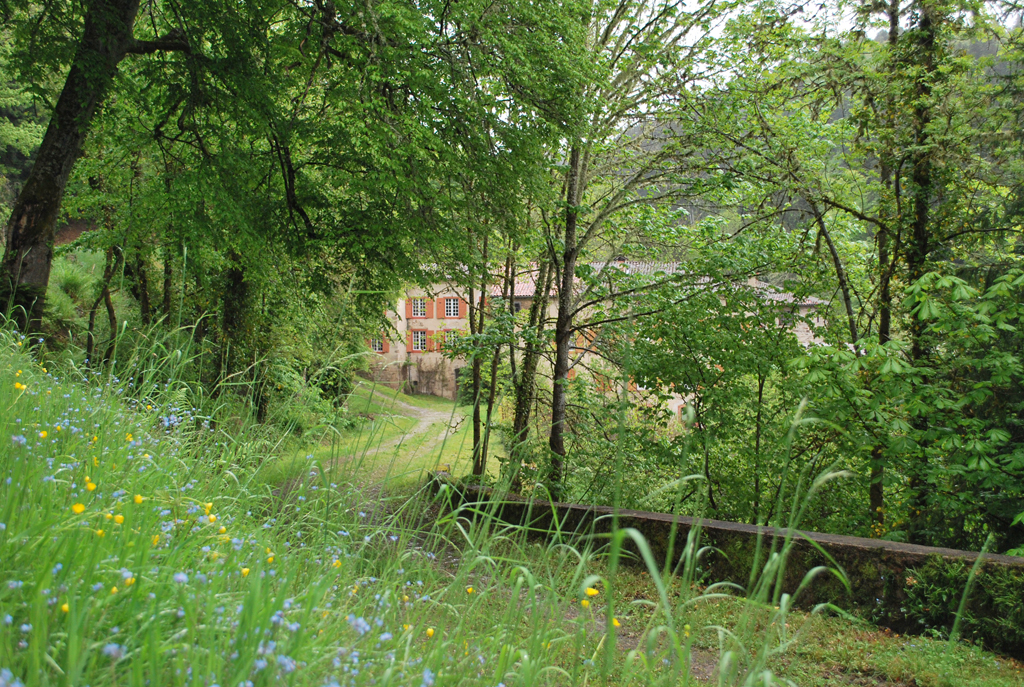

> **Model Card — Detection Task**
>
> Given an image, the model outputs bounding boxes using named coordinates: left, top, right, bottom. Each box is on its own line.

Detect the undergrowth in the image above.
left=1, top=324, right=1020, bottom=686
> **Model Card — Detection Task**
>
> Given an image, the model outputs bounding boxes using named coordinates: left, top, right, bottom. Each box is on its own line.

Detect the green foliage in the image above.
left=901, top=557, right=1024, bottom=658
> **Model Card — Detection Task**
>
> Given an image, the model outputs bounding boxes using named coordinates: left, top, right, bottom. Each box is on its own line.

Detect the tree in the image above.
left=541, top=0, right=720, bottom=497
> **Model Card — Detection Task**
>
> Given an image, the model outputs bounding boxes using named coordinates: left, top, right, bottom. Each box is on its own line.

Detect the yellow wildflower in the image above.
left=125, top=433, right=133, bottom=442
left=114, top=514, right=124, bottom=525
left=613, top=618, right=621, bottom=628
left=402, top=594, right=409, bottom=602
left=332, top=559, right=342, bottom=568
left=151, top=534, right=160, bottom=546
left=208, top=514, right=216, bottom=524
left=72, top=503, right=85, bottom=515
left=241, top=568, right=250, bottom=577
left=146, top=405, right=152, bottom=410
left=110, top=586, right=117, bottom=594
left=61, top=603, right=69, bottom=613
left=13, top=382, right=25, bottom=391
left=585, top=587, right=599, bottom=597
left=267, top=556, right=274, bottom=564
left=105, top=513, right=113, bottom=521
left=466, top=586, right=474, bottom=594
left=218, top=526, right=226, bottom=534
left=426, top=628, right=435, bottom=638
left=93, top=457, right=99, bottom=467
left=125, top=577, right=135, bottom=586
left=86, top=482, right=96, bottom=492
left=39, top=430, right=47, bottom=439
left=134, top=494, right=143, bottom=504
left=96, top=529, right=105, bottom=537
left=581, top=599, right=590, bottom=608
left=403, top=624, right=410, bottom=631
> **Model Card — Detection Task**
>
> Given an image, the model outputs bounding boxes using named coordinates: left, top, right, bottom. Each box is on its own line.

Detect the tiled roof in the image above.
left=489, top=262, right=824, bottom=307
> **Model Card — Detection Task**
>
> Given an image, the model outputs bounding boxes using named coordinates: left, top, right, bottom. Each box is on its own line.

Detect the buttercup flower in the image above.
left=71, top=504, right=85, bottom=515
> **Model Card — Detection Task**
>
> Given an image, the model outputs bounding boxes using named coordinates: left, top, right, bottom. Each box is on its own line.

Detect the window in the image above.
left=444, top=330, right=458, bottom=349
left=445, top=297, right=460, bottom=318
left=411, top=298, right=427, bottom=318
left=370, top=338, right=384, bottom=352
left=412, top=330, right=427, bottom=351
left=513, top=302, right=522, bottom=313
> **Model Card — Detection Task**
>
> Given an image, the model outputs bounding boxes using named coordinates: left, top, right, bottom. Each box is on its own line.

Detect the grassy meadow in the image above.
left=1, top=326, right=1022, bottom=687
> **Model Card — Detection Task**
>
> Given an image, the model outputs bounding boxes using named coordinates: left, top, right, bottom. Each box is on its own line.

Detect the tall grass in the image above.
left=1, top=322, right=1013, bottom=687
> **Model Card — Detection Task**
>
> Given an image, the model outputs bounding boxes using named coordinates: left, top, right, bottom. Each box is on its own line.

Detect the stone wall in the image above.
left=437, top=483, right=1024, bottom=657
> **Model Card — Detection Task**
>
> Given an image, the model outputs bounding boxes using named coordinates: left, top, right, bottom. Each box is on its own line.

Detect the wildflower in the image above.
left=421, top=668, right=436, bottom=687
left=173, top=573, right=188, bottom=584
left=93, top=456, right=99, bottom=466
left=110, top=586, right=117, bottom=594
left=61, top=603, right=69, bottom=613
left=241, top=568, right=250, bottom=577
left=613, top=618, right=621, bottom=627
left=125, top=578, right=135, bottom=586
left=585, top=587, right=599, bottom=597
left=151, top=535, right=159, bottom=546
left=125, top=434, right=133, bottom=442
left=102, top=643, right=124, bottom=660
left=683, top=623, right=691, bottom=638
left=105, top=513, right=113, bottom=520
left=379, top=632, right=392, bottom=641
left=426, top=627, right=435, bottom=638
left=402, top=594, right=409, bottom=602
left=466, top=586, right=474, bottom=594
left=208, top=514, right=216, bottom=524
left=86, top=482, right=96, bottom=492
left=267, top=556, right=274, bottom=564
left=96, top=529, right=105, bottom=538
left=134, top=495, right=143, bottom=504
left=11, top=435, right=26, bottom=445
left=332, top=559, right=341, bottom=568
left=218, top=526, right=226, bottom=534
left=580, top=599, right=590, bottom=608
left=71, top=504, right=85, bottom=515
left=403, top=624, right=411, bottom=630
left=146, top=405, right=152, bottom=410
left=114, top=515, right=124, bottom=524
left=39, top=431, right=47, bottom=439
left=14, top=382, right=25, bottom=391
left=348, top=615, right=371, bottom=635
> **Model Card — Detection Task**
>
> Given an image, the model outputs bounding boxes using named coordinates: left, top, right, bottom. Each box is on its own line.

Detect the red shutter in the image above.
left=405, top=298, right=413, bottom=319
left=426, top=299, right=434, bottom=319
left=459, top=298, right=467, bottom=318
left=406, top=333, right=414, bottom=353
left=426, top=330, right=436, bottom=352
left=381, top=338, right=390, bottom=354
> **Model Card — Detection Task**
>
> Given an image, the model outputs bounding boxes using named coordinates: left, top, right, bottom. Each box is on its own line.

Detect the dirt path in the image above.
left=356, top=397, right=466, bottom=460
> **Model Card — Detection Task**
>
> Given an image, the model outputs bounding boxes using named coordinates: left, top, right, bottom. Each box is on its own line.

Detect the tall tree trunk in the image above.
left=130, top=252, right=152, bottom=325
left=162, top=242, right=174, bottom=317
left=479, top=254, right=513, bottom=475
left=509, top=258, right=553, bottom=491
left=86, top=246, right=123, bottom=365
left=905, top=3, right=938, bottom=544
left=869, top=0, right=900, bottom=530
left=1, top=0, right=146, bottom=328
left=547, top=145, right=582, bottom=499
left=470, top=236, right=489, bottom=476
